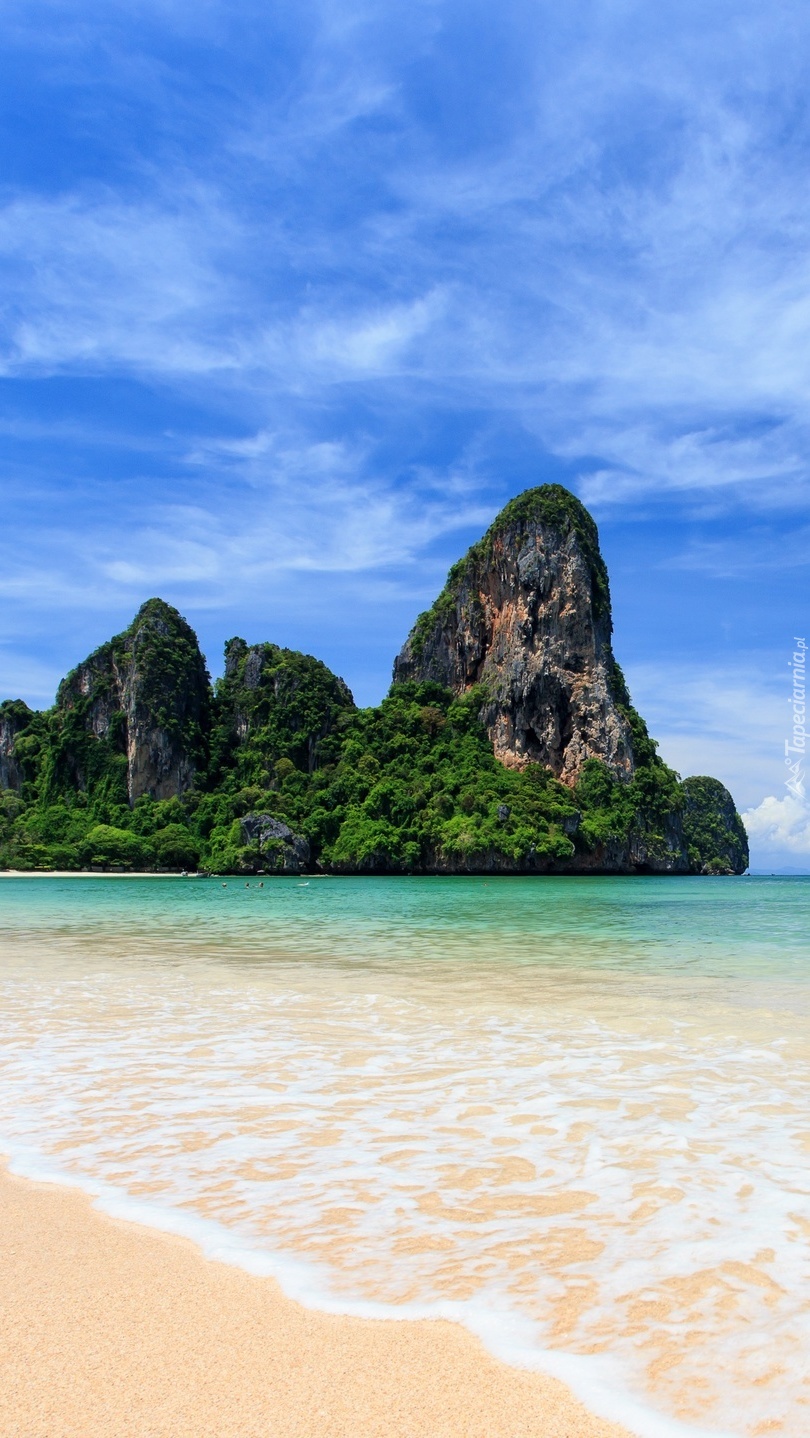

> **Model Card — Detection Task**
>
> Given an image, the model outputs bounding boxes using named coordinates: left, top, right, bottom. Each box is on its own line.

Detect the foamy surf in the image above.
left=0, top=875, right=808, bottom=1437
left=1, top=1140, right=734, bottom=1438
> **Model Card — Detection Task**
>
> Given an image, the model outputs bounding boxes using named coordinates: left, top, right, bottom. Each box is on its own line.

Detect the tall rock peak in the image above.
left=393, top=484, right=636, bottom=785
left=215, top=638, right=355, bottom=774
left=55, top=598, right=210, bottom=803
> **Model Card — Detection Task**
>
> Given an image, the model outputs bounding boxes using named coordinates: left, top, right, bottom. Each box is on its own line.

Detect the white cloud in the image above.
left=742, top=794, right=810, bottom=856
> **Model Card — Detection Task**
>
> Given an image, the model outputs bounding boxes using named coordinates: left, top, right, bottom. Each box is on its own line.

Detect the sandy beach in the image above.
left=3, top=875, right=804, bottom=1435
left=0, top=1164, right=631, bottom=1438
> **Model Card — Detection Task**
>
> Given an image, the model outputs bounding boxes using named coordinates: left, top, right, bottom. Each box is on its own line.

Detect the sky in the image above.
left=0, top=0, right=808, bottom=869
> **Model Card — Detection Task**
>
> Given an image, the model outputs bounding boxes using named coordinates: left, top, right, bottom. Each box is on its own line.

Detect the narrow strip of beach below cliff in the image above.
left=0, top=870, right=193, bottom=877
left=0, top=1163, right=632, bottom=1438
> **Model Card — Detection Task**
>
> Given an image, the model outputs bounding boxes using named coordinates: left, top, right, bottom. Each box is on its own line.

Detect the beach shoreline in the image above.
left=0, top=1162, right=632, bottom=1438
left=0, top=870, right=196, bottom=878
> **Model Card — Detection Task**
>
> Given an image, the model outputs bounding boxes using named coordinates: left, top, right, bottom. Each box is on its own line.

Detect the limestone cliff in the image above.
left=391, top=484, right=748, bottom=874
left=681, top=777, right=750, bottom=875
left=0, top=524, right=748, bottom=876
left=0, top=700, right=35, bottom=792
left=212, top=638, right=354, bottom=780
left=53, top=598, right=210, bottom=804
left=393, top=485, right=638, bottom=785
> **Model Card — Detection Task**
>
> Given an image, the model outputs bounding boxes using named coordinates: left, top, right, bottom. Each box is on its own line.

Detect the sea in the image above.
left=0, top=873, right=808, bottom=1438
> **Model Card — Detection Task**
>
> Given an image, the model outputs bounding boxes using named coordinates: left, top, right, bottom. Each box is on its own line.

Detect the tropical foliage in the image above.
left=0, top=671, right=710, bottom=873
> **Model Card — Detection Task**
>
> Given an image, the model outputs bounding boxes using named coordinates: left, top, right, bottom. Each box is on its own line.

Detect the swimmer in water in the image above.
left=258, top=882, right=264, bottom=888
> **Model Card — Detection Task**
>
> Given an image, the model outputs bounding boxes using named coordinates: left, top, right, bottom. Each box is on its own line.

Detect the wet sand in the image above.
left=0, top=1164, right=631, bottom=1438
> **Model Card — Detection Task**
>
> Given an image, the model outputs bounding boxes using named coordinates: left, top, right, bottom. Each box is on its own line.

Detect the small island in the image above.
left=0, top=485, right=748, bottom=876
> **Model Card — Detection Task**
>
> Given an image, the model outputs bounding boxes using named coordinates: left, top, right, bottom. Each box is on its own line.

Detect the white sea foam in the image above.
left=2, top=1139, right=733, bottom=1438
left=0, top=932, right=808, bottom=1438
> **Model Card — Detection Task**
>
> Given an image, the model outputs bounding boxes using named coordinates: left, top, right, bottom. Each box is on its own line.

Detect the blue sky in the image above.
left=1, top=0, right=808, bottom=867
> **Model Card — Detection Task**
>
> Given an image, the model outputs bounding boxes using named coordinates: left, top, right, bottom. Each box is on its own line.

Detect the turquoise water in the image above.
left=2, top=872, right=808, bottom=974
left=1, top=875, right=809, bottom=1438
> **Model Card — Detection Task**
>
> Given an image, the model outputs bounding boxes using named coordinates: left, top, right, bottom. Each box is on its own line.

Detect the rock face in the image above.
left=0, top=700, right=34, bottom=792
left=681, top=776, right=749, bottom=874
left=240, top=813, right=310, bottom=873
left=53, top=599, right=210, bottom=804
left=394, top=485, right=637, bottom=785
left=216, top=638, right=354, bottom=775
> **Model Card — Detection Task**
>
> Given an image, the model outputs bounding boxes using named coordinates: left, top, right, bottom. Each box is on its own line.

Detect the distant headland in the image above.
left=0, top=485, right=748, bottom=875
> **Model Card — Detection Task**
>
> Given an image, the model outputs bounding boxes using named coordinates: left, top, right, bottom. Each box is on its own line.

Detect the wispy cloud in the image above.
left=0, top=422, right=496, bottom=621
left=4, top=0, right=810, bottom=516
left=0, top=190, right=244, bottom=376
left=662, top=526, right=810, bottom=578
left=2, top=0, right=809, bottom=761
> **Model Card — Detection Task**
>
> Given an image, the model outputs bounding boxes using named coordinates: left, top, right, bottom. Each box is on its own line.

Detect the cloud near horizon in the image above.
left=743, top=794, right=810, bottom=859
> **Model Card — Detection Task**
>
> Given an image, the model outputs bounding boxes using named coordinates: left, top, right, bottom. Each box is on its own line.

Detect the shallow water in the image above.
left=1, top=875, right=808, bottom=1438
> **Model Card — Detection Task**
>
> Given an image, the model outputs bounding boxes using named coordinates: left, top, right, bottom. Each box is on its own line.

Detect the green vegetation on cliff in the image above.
left=681, top=776, right=750, bottom=875
left=32, top=598, right=211, bottom=809
left=0, top=668, right=743, bottom=875
left=209, top=638, right=354, bottom=784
